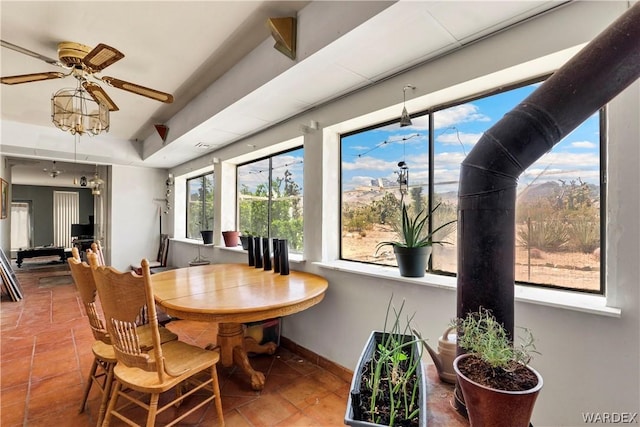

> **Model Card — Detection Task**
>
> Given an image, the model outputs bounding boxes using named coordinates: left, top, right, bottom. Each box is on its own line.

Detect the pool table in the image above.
left=16, top=246, right=67, bottom=267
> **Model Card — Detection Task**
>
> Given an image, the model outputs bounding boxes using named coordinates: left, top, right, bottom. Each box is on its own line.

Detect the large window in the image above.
left=238, top=148, right=304, bottom=252
left=186, top=172, right=214, bottom=240
left=341, top=80, right=603, bottom=293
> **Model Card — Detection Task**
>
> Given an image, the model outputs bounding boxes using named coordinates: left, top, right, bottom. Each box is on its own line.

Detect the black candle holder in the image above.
left=272, top=238, right=280, bottom=273
left=279, top=239, right=289, bottom=275
left=263, top=237, right=272, bottom=271
left=254, top=236, right=263, bottom=268
left=247, top=235, right=255, bottom=266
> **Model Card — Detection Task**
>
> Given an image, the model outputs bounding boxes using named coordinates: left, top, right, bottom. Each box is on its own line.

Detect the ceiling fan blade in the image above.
left=82, top=43, right=124, bottom=72
left=1, top=71, right=65, bottom=85
left=101, top=76, right=174, bottom=103
left=82, top=81, right=119, bottom=111
left=1, top=39, right=63, bottom=66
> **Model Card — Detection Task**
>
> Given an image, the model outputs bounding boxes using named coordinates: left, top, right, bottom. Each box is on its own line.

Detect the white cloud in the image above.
left=349, top=175, right=378, bottom=188
left=437, top=131, right=483, bottom=146
left=342, top=156, right=397, bottom=171
left=571, top=141, right=596, bottom=149
left=536, top=151, right=599, bottom=168
left=434, top=104, right=490, bottom=129
left=435, top=151, right=466, bottom=166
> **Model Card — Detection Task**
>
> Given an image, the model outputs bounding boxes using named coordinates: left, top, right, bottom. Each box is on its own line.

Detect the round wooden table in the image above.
left=151, top=263, right=328, bottom=390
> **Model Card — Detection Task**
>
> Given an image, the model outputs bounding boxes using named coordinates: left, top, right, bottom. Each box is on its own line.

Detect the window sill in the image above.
left=314, top=260, right=621, bottom=318
left=170, top=237, right=212, bottom=246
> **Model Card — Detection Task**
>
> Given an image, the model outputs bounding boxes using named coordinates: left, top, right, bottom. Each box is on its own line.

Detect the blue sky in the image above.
left=342, top=82, right=600, bottom=195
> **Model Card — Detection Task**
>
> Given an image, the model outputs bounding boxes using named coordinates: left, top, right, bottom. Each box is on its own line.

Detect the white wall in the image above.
left=109, top=164, right=171, bottom=271
left=167, top=2, right=639, bottom=426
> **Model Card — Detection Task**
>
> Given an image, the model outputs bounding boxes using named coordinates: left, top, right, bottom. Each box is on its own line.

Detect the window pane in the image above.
left=515, top=112, right=601, bottom=292
left=341, top=80, right=602, bottom=293
left=271, top=148, right=304, bottom=252
left=238, top=148, right=305, bottom=253
left=186, top=173, right=214, bottom=240
left=341, top=122, right=429, bottom=265
left=431, top=85, right=536, bottom=273
left=238, top=159, right=270, bottom=238
left=203, top=173, right=214, bottom=231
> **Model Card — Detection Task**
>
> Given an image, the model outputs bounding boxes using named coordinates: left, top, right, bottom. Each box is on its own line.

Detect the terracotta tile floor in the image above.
left=0, top=261, right=350, bottom=426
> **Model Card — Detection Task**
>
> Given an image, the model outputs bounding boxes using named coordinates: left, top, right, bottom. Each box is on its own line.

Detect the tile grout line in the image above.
left=22, top=335, right=36, bottom=427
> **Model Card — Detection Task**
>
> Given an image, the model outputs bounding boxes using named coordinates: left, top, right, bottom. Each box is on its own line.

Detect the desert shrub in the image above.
left=518, top=216, right=570, bottom=252
left=568, top=216, right=600, bottom=253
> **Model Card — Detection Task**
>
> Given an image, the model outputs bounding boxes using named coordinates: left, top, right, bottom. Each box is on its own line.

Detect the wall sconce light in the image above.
left=267, top=17, right=296, bottom=60
left=155, top=124, right=169, bottom=143
left=400, top=84, right=416, bottom=127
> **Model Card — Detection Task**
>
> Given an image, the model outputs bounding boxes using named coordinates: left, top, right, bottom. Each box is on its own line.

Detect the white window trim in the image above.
left=321, top=44, right=622, bottom=319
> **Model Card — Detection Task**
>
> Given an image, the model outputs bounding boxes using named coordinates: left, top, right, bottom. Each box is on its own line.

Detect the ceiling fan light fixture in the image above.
left=51, top=80, right=109, bottom=136
left=88, top=165, right=105, bottom=196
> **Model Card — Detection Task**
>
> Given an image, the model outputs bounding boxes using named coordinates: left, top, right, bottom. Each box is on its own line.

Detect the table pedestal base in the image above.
left=217, top=322, right=278, bottom=390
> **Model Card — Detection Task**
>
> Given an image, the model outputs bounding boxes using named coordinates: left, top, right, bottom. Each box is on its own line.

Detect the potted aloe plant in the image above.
left=345, top=297, right=427, bottom=427
left=453, top=307, right=543, bottom=427
left=376, top=202, right=456, bottom=277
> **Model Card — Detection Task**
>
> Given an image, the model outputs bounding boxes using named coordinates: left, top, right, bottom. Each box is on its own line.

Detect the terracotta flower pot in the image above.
left=453, top=354, right=543, bottom=427
left=222, top=231, right=240, bottom=247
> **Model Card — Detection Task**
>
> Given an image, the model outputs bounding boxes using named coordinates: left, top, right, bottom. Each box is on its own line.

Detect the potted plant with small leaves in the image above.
left=453, top=307, right=543, bottom=427
left=376, top=203, right=456, bottom=277
left=239, top=230, right=253, bottom=250
left=345, top=297, right=427, bottom=427
left=199, top=216, right=214, bottom=245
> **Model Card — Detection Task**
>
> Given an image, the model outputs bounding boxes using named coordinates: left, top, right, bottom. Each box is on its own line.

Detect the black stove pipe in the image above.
left=457, top=2, right=640, bottom=338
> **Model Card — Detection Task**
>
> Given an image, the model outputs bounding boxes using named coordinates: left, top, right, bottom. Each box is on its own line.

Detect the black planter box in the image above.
left=345, top=330, right=427, bottom=427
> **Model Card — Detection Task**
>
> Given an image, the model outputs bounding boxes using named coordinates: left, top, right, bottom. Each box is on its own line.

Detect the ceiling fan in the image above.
left=0, top=40, right=174, bottom=112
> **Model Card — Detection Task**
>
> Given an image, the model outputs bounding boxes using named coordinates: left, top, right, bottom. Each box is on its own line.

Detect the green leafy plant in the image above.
left=375, top=202, right=456, bottom=253
left=355, top=297, right=426, bottom=426
left=454, top=307, right=539, bottom=372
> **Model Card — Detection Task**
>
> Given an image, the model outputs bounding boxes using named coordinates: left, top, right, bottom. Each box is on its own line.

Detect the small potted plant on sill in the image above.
left=453, top=307, right=543, bottom=427
left=376, top=202, right=456, bottom=277
left=239, top=231, right=253, bottom=250
left=345, top=297, right=427, bottom=427
left=222, top=230, right=240, bottom=247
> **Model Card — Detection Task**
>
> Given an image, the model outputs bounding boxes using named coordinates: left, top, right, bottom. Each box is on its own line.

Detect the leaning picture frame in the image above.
left=1, top=178, right=8, bottom=219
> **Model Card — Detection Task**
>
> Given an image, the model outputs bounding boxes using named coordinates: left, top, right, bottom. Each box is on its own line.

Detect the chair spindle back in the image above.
left=88, top=254, right=167, bottom=382
left=68, top=247, right=110, bottom=344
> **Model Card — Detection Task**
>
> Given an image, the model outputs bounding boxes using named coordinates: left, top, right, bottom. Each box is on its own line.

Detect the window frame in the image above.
left=339, top=75, right=606, bottom=294
left=236, top=146, right=304, bottom=251
left=185, top=171, right=215, bottom=240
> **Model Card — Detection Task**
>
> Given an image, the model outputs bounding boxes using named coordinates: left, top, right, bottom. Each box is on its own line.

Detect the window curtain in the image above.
left=53, top=191, right=79, bottom=248
left=10, top=202, right=31, bottom=250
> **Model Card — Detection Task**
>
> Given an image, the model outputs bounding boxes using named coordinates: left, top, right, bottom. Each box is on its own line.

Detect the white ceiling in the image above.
left=1, top=0, right=568, bottom=182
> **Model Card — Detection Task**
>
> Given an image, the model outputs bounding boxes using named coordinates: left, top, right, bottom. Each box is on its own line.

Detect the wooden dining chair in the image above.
left=88, top=254, right=225, bottom=427
left=69, top=247, right=179, bottom=426
left=68, top=247, right=117, bottom=427
left=91, top=241, right=106, bottom=266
